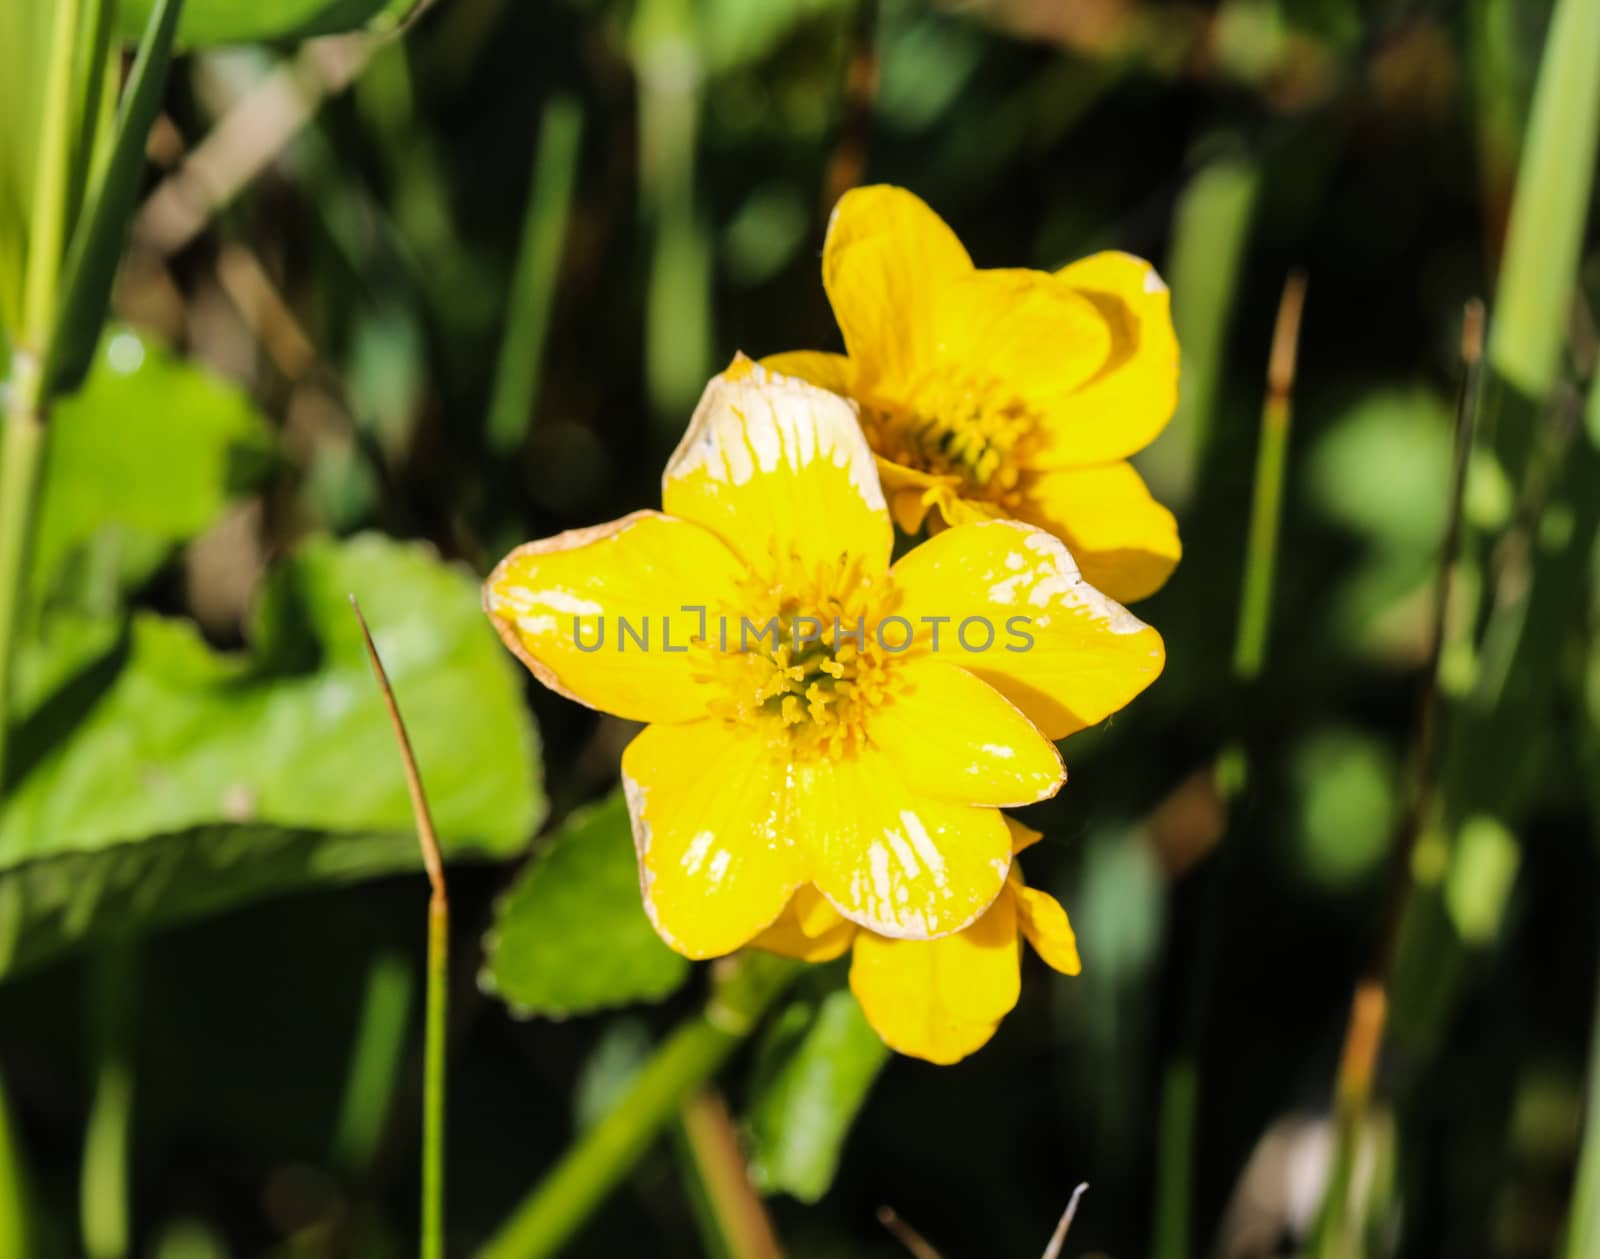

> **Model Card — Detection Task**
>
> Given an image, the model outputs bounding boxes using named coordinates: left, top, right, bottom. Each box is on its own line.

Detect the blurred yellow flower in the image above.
left=756, top=819, right=1080, bottom=1064
left=766, top=185, right=1182, bottom=604
left=484, top=357, right=1164, bottom=960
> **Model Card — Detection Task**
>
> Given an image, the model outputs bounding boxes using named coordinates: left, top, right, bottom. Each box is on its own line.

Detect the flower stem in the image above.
left=674, top=1087, right=785, bottom=1259
left=475, top=952, right=801, bottom=1259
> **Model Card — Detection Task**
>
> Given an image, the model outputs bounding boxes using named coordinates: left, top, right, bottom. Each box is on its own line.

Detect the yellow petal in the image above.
left=750, top=886, right=855, bottom=963
left=759, top=350, right=857, bottom=396
left=823, top=185, right=972, bottom=391
left=621, top=719, right=802, bottom=960
left=891, top=518, right=1166, bottom=740
left=1014, top=882, right=1081, bottom=976
left=932, top=268, right=1112, bottom=401
left=848, top=886, right=1020, bottom=1064
left=794, top=743, right=1011, bottom=939
left=1004, top=816, right=1043, bottom=854
left=1014, top=460, right=1181, bottom=603
left=1033, top=250, right=1180, bottom=467
left=867, top=658, right=1064, bottom=807
left=889, top=486, right=929, bottom=535
left=872, top=456, right=960, bottom=535
left=485, top=511, right=745, bottom=724
left=662, top=356, right=892, bottom=582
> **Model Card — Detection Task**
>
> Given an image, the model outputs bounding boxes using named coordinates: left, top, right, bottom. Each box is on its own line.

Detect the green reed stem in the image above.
left=1233, top=271, right=1306, bottom=682
left=1485, top=0, right=1600, bottom=402
left=486, top=95, right=583, bottom=455
left=1150, top=272, right=1307, bottom=1259
left=1310, top=304, right=1485, bottom=1259
left=476, top=953, right=801, bottom=1259
left=0, top=0, right=85, bottom=793
left=351, top=599, right=449, bottom=1259
left=1151, top=1059, right=1197, bottom=1259
left=0, top=1069, right=32, bottom=1259
left=422, top=893, right=448, bottom=1259
left=331, top=950, right=415, bottom=1171
left=1563, top=947, right=1600, bottom=1259
left=81, top=943, right=139, bottom=1259
left=22, top=0, right=82, bottom=347
left=1158, top=146, right=1261, bottom=507
left=0, top=368, right=46, bottom=793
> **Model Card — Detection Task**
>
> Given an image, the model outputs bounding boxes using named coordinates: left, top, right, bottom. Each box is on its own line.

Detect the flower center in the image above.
left=695, top=555, right=897, bottom=760
left=864, top=371, right=1038, bottom=497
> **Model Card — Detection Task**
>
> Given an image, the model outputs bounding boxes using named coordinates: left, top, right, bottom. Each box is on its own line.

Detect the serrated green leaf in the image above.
left=45, top=0, right=184, bottom=396
left=482, top=791, right=689, bottom=1019
left=0, top=533, right=544, bottom=977
left=744, top=988, right=889, bottom=1203
left=116, top=0, right=392, bottom=47
left=31, top=328, right=277, bottom=611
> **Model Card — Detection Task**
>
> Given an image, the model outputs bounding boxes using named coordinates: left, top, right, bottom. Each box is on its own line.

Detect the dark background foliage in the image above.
left=2, top=1, right=1598, bottom=1257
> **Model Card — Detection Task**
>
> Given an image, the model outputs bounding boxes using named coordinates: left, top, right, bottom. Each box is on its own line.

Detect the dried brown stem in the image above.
left=1041, top=1183, right=1089, bottom=1259
left=349, top=595, right=446, bottom=905
left=877, top=1206, right=944, bottom=1259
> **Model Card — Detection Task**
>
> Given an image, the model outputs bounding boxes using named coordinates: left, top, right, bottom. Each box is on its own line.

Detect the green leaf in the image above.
left=744, top=988, right=889, bottom=1203
left=0, top=533, right=544, bottom=978
left=31, top=328, right=277, bottom=611
left=116, top=0, right=393, bottom=47
left=44, top=0, right=184, bottom=396
left=481, top=791, right=689, bottom=1019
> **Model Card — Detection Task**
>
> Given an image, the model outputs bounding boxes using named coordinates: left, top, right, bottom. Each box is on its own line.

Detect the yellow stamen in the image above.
left=863, top=369, right=1038, bottom=499
left=693, top=553, right=899, bottom=759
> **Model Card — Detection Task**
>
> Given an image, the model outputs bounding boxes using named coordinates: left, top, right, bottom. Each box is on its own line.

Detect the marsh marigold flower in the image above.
left=484, top=357, right=1163, bottom=960
left=766, top=185, right=1181, bottom=603
left=755, top=818, right=1078, bottom=1063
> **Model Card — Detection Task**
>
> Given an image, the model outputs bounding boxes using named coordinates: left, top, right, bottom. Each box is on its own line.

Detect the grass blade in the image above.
left=43, top=0, right=184, bottom=396
left=485, top=95, right=583, bottom=455
left=1233, top=270, right=1307, bottom=681
left=0, top=1070, right=33, bottom=1259
left=1146, top=145, right=1261, bottom=507
left=80, top=944, right=139, bottom=1259
left=350, top=596, right=448, bottom=1259
left=1486, top=0, right=1600, bottom=401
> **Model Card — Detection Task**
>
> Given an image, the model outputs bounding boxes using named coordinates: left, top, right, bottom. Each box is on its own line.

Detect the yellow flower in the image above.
left=484, top=357, right=1164, bottom=960
left=756, top=819, right=1079, bottom=1064
left=765, top=184, right=1182, bottom=604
